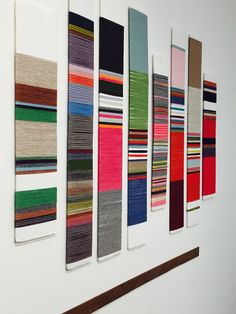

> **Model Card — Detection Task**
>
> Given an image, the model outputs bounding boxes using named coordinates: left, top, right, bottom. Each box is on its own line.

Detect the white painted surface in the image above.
left=0, top=0, right=235, bottom=313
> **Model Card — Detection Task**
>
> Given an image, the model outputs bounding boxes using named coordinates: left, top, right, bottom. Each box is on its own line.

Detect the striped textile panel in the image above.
left=15, top=1, right=57, bottom=242
left=169, top=29, right=187, bottom=232
left=15, top=54, right=57, bottom=175
left=98, top=17, right=124, bottom=260
left=152, top=73, right=169, bottom=211
left=187, top=38, right=202, bottom=226
left=128, top=8, right=148, bottom=248
left=15, top=188, right=57, bottom=228
left=66, top=12, right=94, bottom=269
left=202, top=76, right=217, bottom=199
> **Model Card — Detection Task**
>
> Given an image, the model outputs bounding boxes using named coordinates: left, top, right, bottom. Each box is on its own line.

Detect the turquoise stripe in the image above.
left=129, top=8, right=148, bottom=73
left=16, top=101, right=56, bottom=110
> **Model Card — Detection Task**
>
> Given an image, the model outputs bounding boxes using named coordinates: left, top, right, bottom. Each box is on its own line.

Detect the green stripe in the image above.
left=16, top=156, right=57, bottom=161
left=67, top=159, right=92, bottom=171
left=187, top=206, right=200, bottom=212
left=129, top=70, right=148, bottom=129
left=16, top=187, right=57, bottom=209
left=16, top=107, right=57, bottom=123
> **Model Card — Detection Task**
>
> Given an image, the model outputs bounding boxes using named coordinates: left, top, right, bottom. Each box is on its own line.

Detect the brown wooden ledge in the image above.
left=64, top=247, right=199, bottom=314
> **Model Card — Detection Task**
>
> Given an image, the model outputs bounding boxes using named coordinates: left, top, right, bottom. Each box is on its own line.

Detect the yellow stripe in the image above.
left=69, top=24, right=94, bottom=38
left=99, top=124, right=122, bottom=129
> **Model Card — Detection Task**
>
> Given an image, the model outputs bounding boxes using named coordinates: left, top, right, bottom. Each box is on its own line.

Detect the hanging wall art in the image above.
left=151, top=56, right=169, bottom=211
left=66, top=0, right=94, bottom=269
left=187, top=37, right=202, bottom=226
left=202, top=75, right=217, bottom=199
left=97, top=1, right=124, bottom=260
left=169, top=28, right=187, bottom=232
left=15, top=0, right=57, bottom=242
left=128, top=8, right=148, bottom=248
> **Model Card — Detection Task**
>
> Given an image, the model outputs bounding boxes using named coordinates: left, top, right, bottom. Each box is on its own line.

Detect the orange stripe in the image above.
left=69, top=74, right=94, bottom=87
left=16, top=208, right=56, bottom=220
left=99, top=124, right=122, bottom=129
left=100, top=74, right=123, bottom=85
left=204, top=80, right=217, bottom=88
left=16, top=169, right=56, bottom=175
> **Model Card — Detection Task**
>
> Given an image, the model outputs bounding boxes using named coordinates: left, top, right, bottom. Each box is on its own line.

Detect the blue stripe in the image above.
left=171, top=96, right=184, bottom=105
left=16, top=101, right=56, bottom=110
left=16, top=166, right=57, bottom=171
left=128, top=178, right=147, bottom=226
left=69, top=102, right=93, bottom=116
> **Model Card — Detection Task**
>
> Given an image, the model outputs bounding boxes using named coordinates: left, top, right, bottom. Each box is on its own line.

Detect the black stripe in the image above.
left=16, top=159, right=57, bottom=165
left=69, top=12, right=94, bottom=32
left=129, top=150, right=147, bottom=153
left=99, top=108, right=123, bottom=114
left=152, top=190, right=167, bottom=195
left=99, top=122, right=122, bottom=126
left=203, top=138, right=216, bottom=145
left=99, top=80, right=123, bottom=97
left=99, top=17, right=124, bottom=74
left=15, top=214, right=56, bottom=228
left=204, top=91, right=217, bottom=103
left=204, top=109, right=216, bottom=114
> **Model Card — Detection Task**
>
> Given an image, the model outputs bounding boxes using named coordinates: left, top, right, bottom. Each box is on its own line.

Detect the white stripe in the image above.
left=100, top=69, right=123, bottom=79
left=99, top=117, right=123, bottom=124
left=128, top=157, right=147, bottom=160
left=204, top=87, right=216, bottom=94
left=204, top=101, right=216, bottom=111
left=15, top=220, right=56, bottom=242
left=16, top=172, right=57, bottom=191
left=100, top=93, right=123, bottom=102
left=187, top=206, right=200, bottom=228
left=203, top=194, right=215, bottom=200
left=187, top=200, right=200, bottom=210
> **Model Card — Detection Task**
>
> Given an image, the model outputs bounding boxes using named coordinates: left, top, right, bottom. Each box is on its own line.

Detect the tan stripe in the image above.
left=16, top=120, right=56, bottom=157
left=188, top=38, right=202, bottom=89
left=16, top=53, right=57, bottom=90
left=128, top=160, right=147, bottom=173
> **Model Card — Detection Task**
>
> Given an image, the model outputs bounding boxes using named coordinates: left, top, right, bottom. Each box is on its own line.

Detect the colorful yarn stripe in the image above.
left=97, top=17, right=124, bottom=259
left=66, top=12, right=94, bottom=267
left=169, top=30, right=186, bottom=231
left=187, top=38, right=202, bottom=224
left=15, top=54, right=57, bottom=175
left=15, top=188, right=57, bottom=228
left=128, top=8, right=148, bottom=240
left=151, top=74, right=169, bottom=210
left=202, top=78, right=217, bottom=198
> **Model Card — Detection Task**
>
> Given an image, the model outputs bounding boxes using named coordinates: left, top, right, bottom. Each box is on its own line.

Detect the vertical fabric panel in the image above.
left=98, top=17, right=124, bottom=260
left=202, top=75, right=217, bottom=199
left=128, top=8, right=148, bottom=248
left=151, top=62, right=169, bottom=211
left=169, top=29, right=186, bottom=232
left=15, top=0, right=57, bottom=242
left=187, top=38, right=202, bottom=226
left=66, top=11, right=94, bottom=269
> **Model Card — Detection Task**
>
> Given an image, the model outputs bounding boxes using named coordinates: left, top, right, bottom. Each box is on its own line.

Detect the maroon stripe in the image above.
left=16, top=83, right=57, bottom=106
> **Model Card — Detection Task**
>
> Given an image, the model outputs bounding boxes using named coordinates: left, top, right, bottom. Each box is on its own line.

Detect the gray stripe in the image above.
left=98, top=189, right=122, bottom=258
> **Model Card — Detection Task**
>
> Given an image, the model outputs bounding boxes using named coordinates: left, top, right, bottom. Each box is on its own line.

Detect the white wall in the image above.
left=0, top=0, right=235, bottom=313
